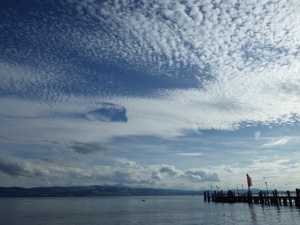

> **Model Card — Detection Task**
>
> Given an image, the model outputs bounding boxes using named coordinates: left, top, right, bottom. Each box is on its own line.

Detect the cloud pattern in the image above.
left=1, top=0, right=300, bottom=189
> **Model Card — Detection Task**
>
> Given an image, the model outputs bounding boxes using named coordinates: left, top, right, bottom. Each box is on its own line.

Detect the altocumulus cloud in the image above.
left=1, top=0, right=300, bottom=189
left=1, top=0, right=300, bottom=140
left=65, top=0, right=300, bottom=76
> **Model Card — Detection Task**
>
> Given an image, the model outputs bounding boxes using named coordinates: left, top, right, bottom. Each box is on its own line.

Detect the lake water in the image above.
left=1, top=196, right=299, bottom=225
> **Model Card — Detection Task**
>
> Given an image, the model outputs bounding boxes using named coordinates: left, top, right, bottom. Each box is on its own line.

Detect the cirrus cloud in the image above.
left=261, top=139, right=289, bottom=148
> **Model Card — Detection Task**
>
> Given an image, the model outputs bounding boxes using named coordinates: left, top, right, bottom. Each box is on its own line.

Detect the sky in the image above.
left=1, top=0, right=300, bottom=191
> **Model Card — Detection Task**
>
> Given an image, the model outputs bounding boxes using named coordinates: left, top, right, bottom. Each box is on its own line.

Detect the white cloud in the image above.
left=206, top=158, right=300, bottom=190
left=59, top=0, right=300, bottom=78
left=0, top=62, right=56, bottom=92
left=184, top=169, right=220, bottom=182
left=177, top=153, right=203, bottom=157
left=261, top=139, right=289, bottom=148
left=159, top=164, right=182, bottom=176
left=114, top=158, right=141, bottom=168
left=1, top=80, right=300, bottom=144
left=0, top=156, right=222, bottom=189
left=2, top=0, right=300, bottom=141
left=255, top=131, right=261, bottom=139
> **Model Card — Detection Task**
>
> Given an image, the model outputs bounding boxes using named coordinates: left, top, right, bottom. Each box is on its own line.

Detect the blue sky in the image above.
left=1, top=0, right=300, bottom=191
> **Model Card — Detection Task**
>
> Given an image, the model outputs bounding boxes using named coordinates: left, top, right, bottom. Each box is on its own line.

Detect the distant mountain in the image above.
left=0, top=186, right=202, bottom=197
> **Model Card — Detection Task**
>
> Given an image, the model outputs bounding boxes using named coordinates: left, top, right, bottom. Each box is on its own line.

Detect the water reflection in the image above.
left=1, top=197, right=300, bottom=225
left=248, top=204, right=257, bottom=224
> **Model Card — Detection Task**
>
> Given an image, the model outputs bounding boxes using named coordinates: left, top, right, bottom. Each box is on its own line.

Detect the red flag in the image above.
left=247, top=174, right=252, bottom=187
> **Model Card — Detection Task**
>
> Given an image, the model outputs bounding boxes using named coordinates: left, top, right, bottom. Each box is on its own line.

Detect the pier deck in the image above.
left=203, top=189, right=300, bottom=207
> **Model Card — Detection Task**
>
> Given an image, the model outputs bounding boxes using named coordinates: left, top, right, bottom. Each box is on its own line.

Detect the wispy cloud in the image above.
left=261, top=139, right=289, bottom=148
left=177, top=153, right=203, bottom=157
left=70, top=142, right=110, bottom=155
left=254, top=131, right=261, bottom=139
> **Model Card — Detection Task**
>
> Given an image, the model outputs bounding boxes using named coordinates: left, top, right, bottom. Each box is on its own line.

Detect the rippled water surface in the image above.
left=1, top=196, right=300, bottom=225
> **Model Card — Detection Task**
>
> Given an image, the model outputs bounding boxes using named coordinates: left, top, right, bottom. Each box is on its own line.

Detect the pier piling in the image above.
left=296, top=189, right=300, bottom=207
left=204, top=188, right=300, bottom=207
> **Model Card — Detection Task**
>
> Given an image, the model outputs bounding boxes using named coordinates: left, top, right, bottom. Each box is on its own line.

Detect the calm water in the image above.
left=1, top=196, right=300, bottom=225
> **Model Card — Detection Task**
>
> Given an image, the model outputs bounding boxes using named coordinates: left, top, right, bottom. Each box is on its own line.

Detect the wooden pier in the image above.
left=203, top=189, right=300, bottom=207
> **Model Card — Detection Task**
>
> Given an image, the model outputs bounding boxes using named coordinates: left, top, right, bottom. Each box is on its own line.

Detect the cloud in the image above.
left=243, top=159, right=292, bottom=179
left=41, top=158, right=65, bottom=165
left=7, top=153, right=300, bottom=189
left=1, top=0, right=300, bottom=143
left=278, top=79, right=300, bottom=96
left=159, top=164, right=182, bottom=176
left=0, top=157, right=49, bottom=177
left=1, top=0, right=300, bottom=190
left=0, top=135, right=10, bottom=140
left=83, top=103, right=127, bottom=122
left=3, top=0, right=299, bottom=84
left=64, top=0, right=300, bottom=78
left=156, top=164, right=220, bottom=183
left=151, top=171, right=163, bottom=181
left=0, top=157, right=29, bottom=177
left=70, top=142, right=109, bottom=154
left=114, top=158, right=141, bottom=168
left=177, top=153, right=203, bottom=157
left=254, top=131, right=261, bottom=139
left=222, top=166, right=240, bottom=174
left=0, top=156, right=222, bottom=188
left=184, top=170, right=220, bottom=182
left=261, top=139, right=289, bottom=148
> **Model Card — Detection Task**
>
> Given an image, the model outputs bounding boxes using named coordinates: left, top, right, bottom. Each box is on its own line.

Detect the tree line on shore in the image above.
left=0, top=185, right=202, bottom=197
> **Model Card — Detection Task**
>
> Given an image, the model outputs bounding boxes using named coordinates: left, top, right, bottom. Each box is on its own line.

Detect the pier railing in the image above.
left=203, top=188, right=300, bottom=207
